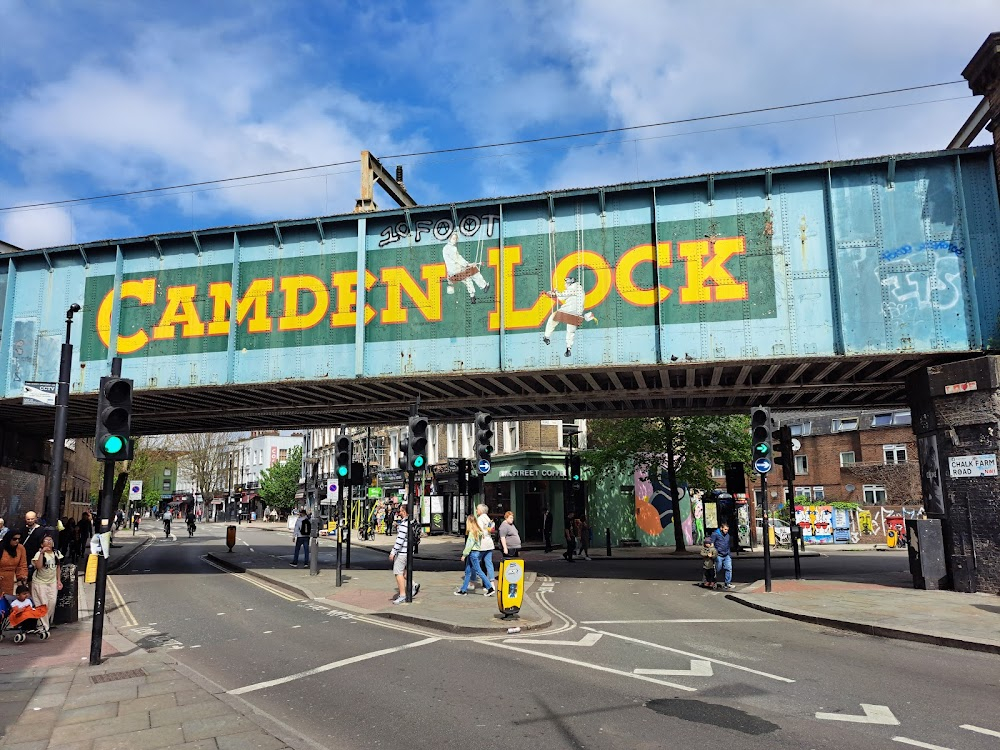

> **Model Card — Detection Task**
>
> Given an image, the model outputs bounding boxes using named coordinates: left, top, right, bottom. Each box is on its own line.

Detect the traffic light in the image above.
left=407, top=414, right=428, bottom=472
left=569, top=455, right=582, bottom=482
left=351, top=461, right=365, bottom=486
left=772, top=424, right=796, bottom=480
left=94, top=376, right=133, bottom=461
left=474, top=412, right=494, bottom=465
left=335, top=434, right=352, bottom=480
left=750, top=407, right=772, bottom=466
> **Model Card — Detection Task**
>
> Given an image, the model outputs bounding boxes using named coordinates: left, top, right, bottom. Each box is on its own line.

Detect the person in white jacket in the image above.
left=442, top=232, right=490, bottom=303
left=475, top=504, right=497, bottom=594
left=542, top=277, right=596, bottom=357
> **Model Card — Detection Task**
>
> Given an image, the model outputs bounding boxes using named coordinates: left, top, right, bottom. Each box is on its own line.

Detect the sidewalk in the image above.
left=727, top=578, right=1000, bottom=655
left=1, top=532, right=308, bottom=749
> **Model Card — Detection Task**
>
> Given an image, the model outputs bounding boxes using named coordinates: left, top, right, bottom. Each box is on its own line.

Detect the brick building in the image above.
left=746, top=408, right=920, bottom=509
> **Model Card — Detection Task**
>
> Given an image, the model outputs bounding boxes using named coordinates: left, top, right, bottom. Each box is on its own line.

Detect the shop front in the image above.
left=483, top=453, right=572, bottom=543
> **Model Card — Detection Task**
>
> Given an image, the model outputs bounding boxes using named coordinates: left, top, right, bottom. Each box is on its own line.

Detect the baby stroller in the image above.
left=0, top=595, right=50, bottom=644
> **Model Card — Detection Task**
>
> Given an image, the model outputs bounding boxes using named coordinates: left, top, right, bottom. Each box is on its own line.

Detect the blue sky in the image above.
left=1, top=0, right=998, bottom=249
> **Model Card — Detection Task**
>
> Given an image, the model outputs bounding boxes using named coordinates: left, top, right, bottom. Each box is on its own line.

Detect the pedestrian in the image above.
left=542, top=506, right=553, bottom=553
left=563, top=512, right=576, bottom=562
left=385, top=503, right=397, bottom=537
left=388, top=505, right=420, bottom=604
left=19, top=511, right=44, bottom=579
left=0, top=531, right=28, bottom=597
left=250, top=510, right=256, bottom=523
left=711, top=521, right=735, bottom=590
left=114, top=509, right=124, bottom=531
left=76, top=511, right=93, bottom=560
left=30, top=534, right=63, bottom=631
left=455, top=514, right=492, bottom=595
left=162, top=508, right=173, bottom=538
left=498, top=511, right=521, bottom=559
left=700, top=537, right=718, bottom=589
left=132, top=512, right=141, bottom=534
left=475, top=504, right=497, bottom=588
left=291, top=509, right=311, bottom=567
left=0, top=517, right=8, bottom=544
left=576, top=514, right=592, bottom=560
left=59, top=517, right=77, bottom=562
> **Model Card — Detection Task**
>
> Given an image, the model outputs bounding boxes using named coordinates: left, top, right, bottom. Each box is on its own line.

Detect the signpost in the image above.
left=478, top=458, right=491, bottom=475
left=753, top=457, right=773, bottom=474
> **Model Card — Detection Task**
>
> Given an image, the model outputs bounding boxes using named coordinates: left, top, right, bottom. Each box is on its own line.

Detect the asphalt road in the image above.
left=108, top=523, right=1000, bottom=750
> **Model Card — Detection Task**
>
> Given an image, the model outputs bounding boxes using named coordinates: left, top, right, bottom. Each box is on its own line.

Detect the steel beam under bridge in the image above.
left=1, top=147, right=999, bottom=435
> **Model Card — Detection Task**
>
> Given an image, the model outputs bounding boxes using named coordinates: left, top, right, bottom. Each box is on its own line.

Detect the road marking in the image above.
left=505, top=632, right=602, bottom=647
left=485, top=641, right=697, bottom=692
left=581, top=618, right=777, bottom=625
left=892, top=739, right=952, bottom=749
left=228, top=637, right=440, bottom=695
left=585, top=628, right=795, bottom=683
left=815, top=704, right=899, bottom=725
left=961, top=725, right=1000, bottom=738
left=635, top=660, right=713, bottom=677
left=189, top=645, right=202, bottom=649
left=201, top=556, right=301, bottom=601
left=106, top=577, right=137, bottom=628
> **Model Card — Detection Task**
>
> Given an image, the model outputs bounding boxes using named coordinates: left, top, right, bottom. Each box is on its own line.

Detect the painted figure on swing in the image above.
left=542, top=276, right=598, bottom=357
left=442, top=231, right=490, bottom=303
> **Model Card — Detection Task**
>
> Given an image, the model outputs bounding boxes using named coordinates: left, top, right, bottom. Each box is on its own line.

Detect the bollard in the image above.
left=606, top=528, right=612, bottom=557
left=226, top=525, right=236, bottom=552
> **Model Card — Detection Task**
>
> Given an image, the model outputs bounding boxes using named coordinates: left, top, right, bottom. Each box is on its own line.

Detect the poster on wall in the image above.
left=704, top=502, right=718, bottom=530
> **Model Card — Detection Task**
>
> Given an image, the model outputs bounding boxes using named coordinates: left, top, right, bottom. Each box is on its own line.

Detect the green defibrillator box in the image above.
left=497, top=558, right=525, bottom=618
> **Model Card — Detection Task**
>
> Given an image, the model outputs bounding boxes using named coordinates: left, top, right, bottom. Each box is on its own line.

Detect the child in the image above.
left=701, top=538, right=718, bottom=589
left=9, top=584, right=42, bottom=633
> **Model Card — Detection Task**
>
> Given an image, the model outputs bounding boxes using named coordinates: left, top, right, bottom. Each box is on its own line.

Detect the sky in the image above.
left=1, top=0, right=998, bottom=250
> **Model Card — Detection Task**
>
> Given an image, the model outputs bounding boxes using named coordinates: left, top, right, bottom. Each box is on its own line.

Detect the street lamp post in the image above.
left=46, top=303, right=81, bottom=531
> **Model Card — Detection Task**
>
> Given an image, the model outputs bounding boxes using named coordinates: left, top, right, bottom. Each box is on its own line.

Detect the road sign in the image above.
left=754, top=457, right=773, bottom=474
left=367, top=486, right=383, bottom=499
left=478, top=459, right=491, bottom=475
left=22, top=381, right=56, bottom=406
left=328, top=481, right=338, bottom=494
left=791, top=437, right=801, bottom=451
left=128, top=481, right=143, bottom=502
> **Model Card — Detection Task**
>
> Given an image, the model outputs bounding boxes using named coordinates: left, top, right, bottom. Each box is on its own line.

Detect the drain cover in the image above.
left=91, top=669, right=146, bottom=684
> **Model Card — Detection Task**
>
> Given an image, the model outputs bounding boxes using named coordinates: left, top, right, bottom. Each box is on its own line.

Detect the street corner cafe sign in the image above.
left=80, top=210, right=776, bottom=361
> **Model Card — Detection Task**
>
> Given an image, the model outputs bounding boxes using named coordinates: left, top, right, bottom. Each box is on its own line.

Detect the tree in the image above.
left=126, top=437, right=178, bottom=509
left=259, top=446, right=302, bottom=514
left=586, top=415, right=752, bottom=552
left=172, top=432, right=235, bottom=501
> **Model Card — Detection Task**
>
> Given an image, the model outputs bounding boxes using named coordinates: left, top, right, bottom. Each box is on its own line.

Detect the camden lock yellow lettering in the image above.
left=93, top=238, right=748, bottom=353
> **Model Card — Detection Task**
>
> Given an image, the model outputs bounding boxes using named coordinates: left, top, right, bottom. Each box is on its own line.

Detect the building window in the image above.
left=883, top=444, right=907, bottom=464
left=863, top=485, right=887, bottom=504
left=832, top=417, right=858, bottom=432
left=812, top=486, right=825, bottom=501
left=711, top=466, right=725, bottom=479
left=461, top=424, right=474, bottom=458
left=872, top=413, right=893, bottom=428
left=789, top=422, right=811, bottom=437
left=794, top=455, right=808, bottom=475
left=447, top=424, right=459, bottom=458
left=893, top=411, right=912, bottom=426
left=794, top=486, right=812, bottom=502
left=162, top=481, right=170, bottom=491
left=504, top=422, right=519, bottom=453
left=390, top=432, right=399, bottom=469
left=840, top=451, right=856, bottom=467
left=163, top=468, right=172, bottom=477
left=279, top=449, right=288, bottom=462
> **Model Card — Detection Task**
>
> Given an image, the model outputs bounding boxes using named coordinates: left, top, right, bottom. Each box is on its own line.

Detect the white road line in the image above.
left=635, top=660, right=713, bottom=677
left=228, top=637, right=440, bottom=695
left=961, top=724, right=1000, bottom=738
left=892, top=738, right=953, bottom=749
left=580, top=619, right=778, bottom=625
left=201, top=556, right=300, bottom=601
left=505, top=633, right=602, bottom=647
left=585, top=628, right=795, bottom=683
left=816, top=704, right=899, bottom=725
left=485, top=640, right=697, bottom=692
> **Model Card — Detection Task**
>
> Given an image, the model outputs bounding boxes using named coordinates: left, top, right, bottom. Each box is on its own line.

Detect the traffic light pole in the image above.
left=760, top=473, right=772, bottom=593
left=335, top=480, right=344, bottom=586
left=47, top=303, right=81, bottom=534
left=786, top=471, right=802, bottom=579
left=90, top=355, right=122, bottom=665
left=405, top=468, right=415, bottom=602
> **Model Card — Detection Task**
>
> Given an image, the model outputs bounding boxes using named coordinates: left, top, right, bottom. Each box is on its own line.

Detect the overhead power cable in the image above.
left=0, top=80, right=967, bottom=212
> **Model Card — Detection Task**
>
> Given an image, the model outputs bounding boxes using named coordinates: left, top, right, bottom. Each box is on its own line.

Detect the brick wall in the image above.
left=0, top=466, right=46, bottom=522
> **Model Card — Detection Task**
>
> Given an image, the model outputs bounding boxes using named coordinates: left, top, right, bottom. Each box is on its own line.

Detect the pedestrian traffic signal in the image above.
left=407, top=414, right=428, bottom=472
left=94, top=376, right=133, bottom=461
left=570, top=455, right=582, bottom=482
left=474, top=412, right=494, bottom=462
left=335, top=435, right=352, bottom=479
left=750, top=407, right=771, bottom=463
left=772, top=424, right=796, bottom=480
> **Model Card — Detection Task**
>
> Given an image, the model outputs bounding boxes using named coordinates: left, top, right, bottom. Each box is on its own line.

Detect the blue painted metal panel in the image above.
left=0, top=148, right=997, bottom=398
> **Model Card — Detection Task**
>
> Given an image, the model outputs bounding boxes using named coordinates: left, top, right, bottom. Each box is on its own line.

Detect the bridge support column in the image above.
left=908, top=356, right=1000, bottom=594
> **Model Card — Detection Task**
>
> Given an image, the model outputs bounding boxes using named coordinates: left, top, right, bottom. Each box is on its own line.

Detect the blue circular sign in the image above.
left=478, top=459, right=492, bottom=475
left=754, top=457, right=772, bottom=474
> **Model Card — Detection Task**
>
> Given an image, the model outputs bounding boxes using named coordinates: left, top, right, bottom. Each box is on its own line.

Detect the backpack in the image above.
left=300, top=519, right=311, bottom=537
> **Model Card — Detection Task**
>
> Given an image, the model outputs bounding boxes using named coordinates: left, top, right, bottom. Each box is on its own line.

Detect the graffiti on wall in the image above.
left=633, top=467, right=704, bottom=546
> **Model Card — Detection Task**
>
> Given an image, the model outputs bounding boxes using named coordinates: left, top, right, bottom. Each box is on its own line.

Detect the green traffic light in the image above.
left=413, top=455, right=425, bottom=469
left=102, top=435, right=125, bottom=455
left=754, top=442, right=769, bottom=454
left=337, top=465, right=348, bottom=477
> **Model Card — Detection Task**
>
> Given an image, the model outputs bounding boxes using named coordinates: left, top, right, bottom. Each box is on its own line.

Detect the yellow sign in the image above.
left=498, top=558, right=525, bottom=617
left=85, top=553, right=98, bottom=583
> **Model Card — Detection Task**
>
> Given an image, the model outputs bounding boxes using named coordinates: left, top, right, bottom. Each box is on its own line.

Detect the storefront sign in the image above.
left=948, top=454, right=998, bottom=478
left=497, top=467, right=566, bottom=480
left=944, top=380, right=977, bottom=395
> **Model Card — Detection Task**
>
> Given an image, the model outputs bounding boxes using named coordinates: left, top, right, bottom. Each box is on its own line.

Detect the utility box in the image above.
left=53, top=563, right=79, bottom=625
left=906, top=519, right=948, bottom=590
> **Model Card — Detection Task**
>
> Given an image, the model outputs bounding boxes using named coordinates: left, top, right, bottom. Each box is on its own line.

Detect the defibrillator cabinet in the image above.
left=497, top=558, right=525, bottom=618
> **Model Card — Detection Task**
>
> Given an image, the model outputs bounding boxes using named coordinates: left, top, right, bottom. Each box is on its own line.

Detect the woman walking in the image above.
left=455, top=515, right=493, bottom=596
left=498, top=511, right=522, bottom=559
left=0, top=531, right=28, bottom=597
left=475, top=504, right=497, bottom=589
left=30, top=534, right=63, bottom=631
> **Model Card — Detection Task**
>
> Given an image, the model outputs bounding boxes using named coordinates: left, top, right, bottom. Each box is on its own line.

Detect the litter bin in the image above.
left=53, top=563, right=79, bottom=625
left=906, top=519, right=948, bottom=590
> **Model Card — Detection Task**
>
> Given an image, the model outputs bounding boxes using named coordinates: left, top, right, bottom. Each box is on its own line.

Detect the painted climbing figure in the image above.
left=542, top=277, right=597, bottom=357
left=442, top=231, right=490, bottom=303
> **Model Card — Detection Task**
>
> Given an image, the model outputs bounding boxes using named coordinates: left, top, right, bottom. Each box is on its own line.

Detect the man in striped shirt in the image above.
left=389, top=505, right=420, bottom=605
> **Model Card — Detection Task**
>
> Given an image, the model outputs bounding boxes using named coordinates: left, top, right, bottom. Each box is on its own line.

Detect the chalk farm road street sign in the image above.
left=948, top=454, right=998, bottom=478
